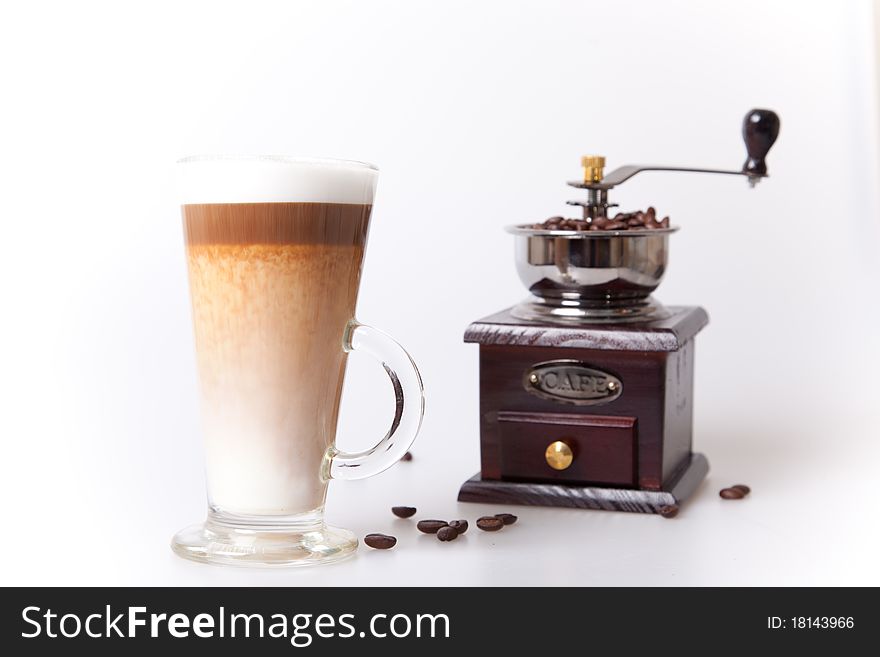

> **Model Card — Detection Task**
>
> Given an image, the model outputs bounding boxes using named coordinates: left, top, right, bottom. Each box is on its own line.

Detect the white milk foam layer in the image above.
left=177, top=156, right=378, bottom=204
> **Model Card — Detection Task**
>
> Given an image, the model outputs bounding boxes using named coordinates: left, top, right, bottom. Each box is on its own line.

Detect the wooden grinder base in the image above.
left=458, top=306, right=710, bottom=516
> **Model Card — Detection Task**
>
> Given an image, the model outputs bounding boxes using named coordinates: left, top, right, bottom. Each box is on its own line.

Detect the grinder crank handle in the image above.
left=741, top=108, right=780, bottom=179
left=571, top=108, right=781, bottom=190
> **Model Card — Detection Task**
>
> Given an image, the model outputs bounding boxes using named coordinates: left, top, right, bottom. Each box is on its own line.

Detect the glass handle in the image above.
left=323, top=320, right=425, bottom=481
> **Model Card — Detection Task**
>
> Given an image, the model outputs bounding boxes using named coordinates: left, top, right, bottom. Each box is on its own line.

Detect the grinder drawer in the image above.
left=498, top=411, right=636, bottom=486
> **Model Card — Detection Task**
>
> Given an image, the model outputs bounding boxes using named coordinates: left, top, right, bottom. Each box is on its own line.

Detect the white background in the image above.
left=1, top=0, right=879, bottom=586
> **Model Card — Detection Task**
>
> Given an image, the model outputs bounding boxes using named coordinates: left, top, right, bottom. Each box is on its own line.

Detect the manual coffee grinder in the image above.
left=458, top=109, right=779, bottom=515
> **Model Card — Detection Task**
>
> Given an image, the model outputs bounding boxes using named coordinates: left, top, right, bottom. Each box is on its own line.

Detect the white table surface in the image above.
left=5, top=385, right=878, bottom=586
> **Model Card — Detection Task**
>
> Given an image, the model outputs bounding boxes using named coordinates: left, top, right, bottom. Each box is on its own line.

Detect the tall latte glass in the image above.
left=171, top=156, right=424, bottom=566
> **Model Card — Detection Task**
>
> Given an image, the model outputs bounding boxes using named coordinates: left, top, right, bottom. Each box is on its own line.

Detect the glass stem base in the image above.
left=171, top=509, right=357, bottom=568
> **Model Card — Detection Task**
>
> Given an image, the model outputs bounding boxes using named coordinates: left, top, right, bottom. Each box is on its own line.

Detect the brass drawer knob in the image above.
left=545, top=440, right=574, bottom=470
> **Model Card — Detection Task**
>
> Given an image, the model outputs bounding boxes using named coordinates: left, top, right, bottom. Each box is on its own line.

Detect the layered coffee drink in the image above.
left=180, top=160, right=374, bottom=516
left=173, top=156, right=422, bottom=566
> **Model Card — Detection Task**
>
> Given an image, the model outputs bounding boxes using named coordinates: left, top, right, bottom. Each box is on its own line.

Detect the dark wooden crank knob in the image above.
left=742, top=108, right=780, bottom=177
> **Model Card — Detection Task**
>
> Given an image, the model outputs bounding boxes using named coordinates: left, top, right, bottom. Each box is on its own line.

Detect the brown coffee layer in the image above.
left=183, top=202, right=371, bottom=245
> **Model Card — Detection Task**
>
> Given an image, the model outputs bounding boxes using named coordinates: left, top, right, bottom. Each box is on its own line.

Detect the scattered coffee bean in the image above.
left=416, top=519, right=448, bottom=534
left=719, top=487, right=745, bottom=500
left=364, top=533, right=397, bottom=549
left=476, top=516, right=505, bottom=532
left=657, top=504, right=679, bottom=518
left=437, top=526, right=459, bottom=542
left=605, top=221, right=625, bottom=231
left=391, top=506, right=417, bottom=518
left=400, top=451, right=413, bottom=461
left=494, top=513, right=517, bottom=526
left=731, top=484, right=751, bottom=495
left=448, top=520, right=468, bottom=534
